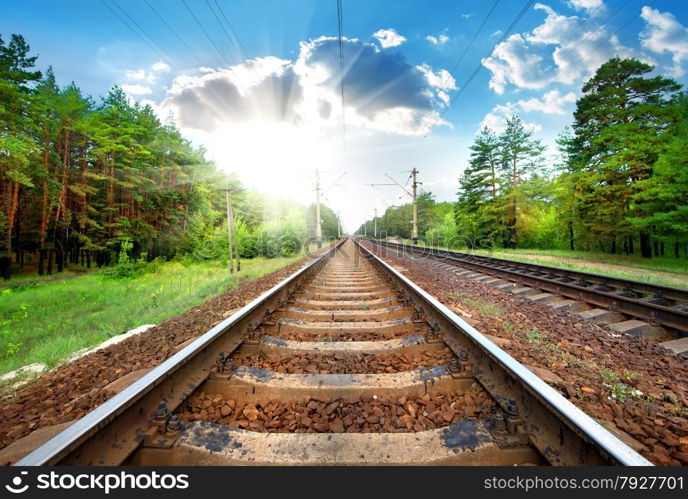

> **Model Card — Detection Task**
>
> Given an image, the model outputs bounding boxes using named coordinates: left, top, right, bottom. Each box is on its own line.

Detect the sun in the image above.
left=206, top=120, right=336, bottom=199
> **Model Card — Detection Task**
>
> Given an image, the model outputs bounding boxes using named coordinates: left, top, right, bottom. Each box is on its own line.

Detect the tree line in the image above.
left=359, top=58, right=687, bottom=259
left=0, top=33, right=338, bottom=279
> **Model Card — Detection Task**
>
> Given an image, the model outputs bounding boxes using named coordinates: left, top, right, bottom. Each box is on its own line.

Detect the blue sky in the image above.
left=3, top=0, right=688, bottom=230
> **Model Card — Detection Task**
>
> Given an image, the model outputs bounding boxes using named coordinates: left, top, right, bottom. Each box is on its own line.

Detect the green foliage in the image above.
left=0, top=32, right=336, bottom=279
left=364, top=57, right=686, bottom=260
left=0, top=256, right=300, bottom=375
left=562, top=57, right=682, bottom=257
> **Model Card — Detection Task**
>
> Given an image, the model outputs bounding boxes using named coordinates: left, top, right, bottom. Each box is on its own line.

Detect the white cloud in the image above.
left=479, top=105, right=543, bottom=134
left=516, top=89, right=576, bottom=115
left=478, top=89, right=576, bottom=133
left=426, top=34, right=449, bottom=45
left=125, top=62, right=171, bottom=83
left=482, top=3, right=638, bottom=94
left=416, top=64, right=456, bottom=91
left=151, top=61, right=171, bottom=72
left=640, top=7, right=688, bottom=77
left=125, top=69, right=147, bottom=80
left=161, top=36, right=452, bottom=136
left=373, top=28, right=406, bottom=48
left=491, top=30, right=503, bottom=37
left=121, top=83, right=153, bottom=95
left=462, top=13, right=474, bottom=19
left=567, top=0, right=603, bottom=13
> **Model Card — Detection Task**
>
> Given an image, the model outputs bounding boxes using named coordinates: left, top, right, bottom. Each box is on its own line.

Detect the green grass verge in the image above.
left=0, top=256, right=301, bottom=376
left=389, top=238, right=688, bottom=288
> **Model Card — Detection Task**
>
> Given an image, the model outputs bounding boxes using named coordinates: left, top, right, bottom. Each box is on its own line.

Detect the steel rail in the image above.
left=16, top=241, right=346, bottom=466
left=354, top=238, right=652, bottom=466
left=370, top=240, right=688, bottom=333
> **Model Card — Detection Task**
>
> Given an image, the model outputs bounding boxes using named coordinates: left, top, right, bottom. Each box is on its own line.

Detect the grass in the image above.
left=452, top=291, right=503, bottom=317
left=0, top=256, right=301, bottom=376
left=395, top=238, right=688, bottom=288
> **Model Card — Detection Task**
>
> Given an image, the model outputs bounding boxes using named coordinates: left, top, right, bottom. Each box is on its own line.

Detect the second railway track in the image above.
left=16, top=238, right=650, bottom=466
left=369, top=240, right=688, bottom=352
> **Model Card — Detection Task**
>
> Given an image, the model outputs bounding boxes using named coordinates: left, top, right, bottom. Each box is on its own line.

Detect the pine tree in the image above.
left=570, top=57, right=681, bottom=257
left=630, top=94, right=688, bottom=257
left=498, top=116, right=545, bottom=248
left=0, top=34, right=41, bottom=277
left=455, top=127, right=502, bottom=242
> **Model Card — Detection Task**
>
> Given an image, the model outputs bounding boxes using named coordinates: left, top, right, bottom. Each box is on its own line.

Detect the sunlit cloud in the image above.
left=121, top=83, right=153, bottom=95
left=567, top=0, right=604, bottom=14
left=482, top=3, right=638, bottom=94
left=426, top=33, right=449, bottom=45
left=373, top=28, right=406, bottom=48
left=162, top=36, right=451, bottom=137
left=640, top=6, right=688, bottom=77
left=151, top=60, right=171, bottom=72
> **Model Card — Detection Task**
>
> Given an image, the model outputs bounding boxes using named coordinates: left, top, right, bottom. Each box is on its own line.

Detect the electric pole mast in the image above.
left=367, top=168, right=421, bottom=243
left=224, top=189, right=240, bottom=273
left=337, top=211, right=341, bottom=238
left=411, top=168, right=419, bottom=243
left=374, top=208, right=377, bottom=239
left=315, top=169, right=322, bottom=249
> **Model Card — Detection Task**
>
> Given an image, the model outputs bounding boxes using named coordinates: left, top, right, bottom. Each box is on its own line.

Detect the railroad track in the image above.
left=367, top=240, right=688, bottom=352
left=16, top=238, right=650, bottom=466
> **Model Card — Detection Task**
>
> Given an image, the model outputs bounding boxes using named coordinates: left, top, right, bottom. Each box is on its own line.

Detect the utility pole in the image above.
left=367, top=168, right=421, bottom=243
left=312, top=170, right=346, bottom=248
left=411, top=168, right=419, bottom=244
left=374, top=208, right=377, bottom=239
left=225, top=190, right=235, bottom=273
left=315, top=169, right=322, bottom=249
left=337, top=211, right=341, bottom=238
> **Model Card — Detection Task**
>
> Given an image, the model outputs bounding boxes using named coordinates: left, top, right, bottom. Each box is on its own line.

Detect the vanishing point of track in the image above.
left=16, top=238, right=651, bottom=466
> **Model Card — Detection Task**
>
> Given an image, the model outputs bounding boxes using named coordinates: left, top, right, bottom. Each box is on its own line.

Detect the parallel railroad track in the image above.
left=368, top=240, right=688, bottom=351
left=16, top=238, right=650, bottom=466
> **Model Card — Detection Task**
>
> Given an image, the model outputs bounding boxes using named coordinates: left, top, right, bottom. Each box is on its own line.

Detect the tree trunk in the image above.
left=0, top=256, right=9, bottom=280
left=57, top=249, right=64, bottom=272
left=639, top=231, right=652, bottom=259
left=5, top=181, right=20, bottom=262
left=38, top=250, right=45, bottom=276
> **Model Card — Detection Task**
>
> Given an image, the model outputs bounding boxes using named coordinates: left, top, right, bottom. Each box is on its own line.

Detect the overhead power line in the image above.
left=143, top=0, right=204, bottom=66
left=445, top=0, right=535, bottom=111
left=181, top=0, right=231, bottom=67
left=99, top=0, right=167, bottom=62
left=440, top=0, right=501, bottom=90
left=213, top=0, right=251, bottom=61
left=110, top=0, right=178, bottom=66
left=571, top=0, right=633, bottom=51
left=205, top=0, right=245, bottom=62
left=580, top=0, right=659, bottom=59
left=403, top=0, right=535, bottom=167
left=336, top=0, right=346, bottom=140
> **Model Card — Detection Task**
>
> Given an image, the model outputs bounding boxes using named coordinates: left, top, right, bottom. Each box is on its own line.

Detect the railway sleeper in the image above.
left=239, top=334, right=440, bottom=356
left=277, top=305, right=411, bottom=322
left=201, top=365, right=472, bottom=403
left=129, top=420, right=543, bottom=466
